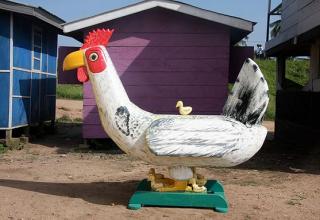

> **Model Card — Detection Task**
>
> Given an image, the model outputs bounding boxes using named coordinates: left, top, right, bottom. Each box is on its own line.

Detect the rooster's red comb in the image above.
left=82, top=28, right=114, bottom=49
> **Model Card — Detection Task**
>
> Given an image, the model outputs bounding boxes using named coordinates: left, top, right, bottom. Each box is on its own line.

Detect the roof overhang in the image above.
left=0, top=0, right=65, bottom=30
left=63, top=0, right=255, bottom=35
left=265, top=25, right=320, bottom=57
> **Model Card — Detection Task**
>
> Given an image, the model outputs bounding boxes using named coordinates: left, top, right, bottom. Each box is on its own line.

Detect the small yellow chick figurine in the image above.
left=176, top=101, right=192, bottom=115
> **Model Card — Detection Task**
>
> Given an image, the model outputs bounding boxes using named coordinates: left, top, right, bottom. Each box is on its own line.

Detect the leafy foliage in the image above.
left=270, top=19, right=281, bottom=38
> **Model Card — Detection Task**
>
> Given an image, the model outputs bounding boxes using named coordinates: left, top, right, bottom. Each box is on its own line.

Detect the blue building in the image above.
left=0, top=0, right=64, bottom=140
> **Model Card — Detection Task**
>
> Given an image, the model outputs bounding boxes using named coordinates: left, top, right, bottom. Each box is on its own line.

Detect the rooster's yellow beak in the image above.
left=63, top=50, right=85, bottom=71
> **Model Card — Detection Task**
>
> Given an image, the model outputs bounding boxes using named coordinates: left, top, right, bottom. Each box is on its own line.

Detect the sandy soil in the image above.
left=56, top=99, right=83, bottom=120
left=0, top=100, right=319, bottom=220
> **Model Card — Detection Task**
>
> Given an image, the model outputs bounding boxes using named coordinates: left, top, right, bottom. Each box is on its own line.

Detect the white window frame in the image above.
left=32, top=26, right=42, bottom=72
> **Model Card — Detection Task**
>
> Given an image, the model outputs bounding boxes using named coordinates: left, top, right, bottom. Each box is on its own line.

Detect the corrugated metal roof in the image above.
left=63, top=0, right=255, bottom=34
left=0, top=0, right=65, bottom=29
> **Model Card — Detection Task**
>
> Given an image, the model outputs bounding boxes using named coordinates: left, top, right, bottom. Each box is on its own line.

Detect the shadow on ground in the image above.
left=237, top=133, right=320, bottom=175
left=29, top=122, right=123, bottom=155
left=0, top=179, right=139, bottom=206
left=29, top=122, right=82, bottom=152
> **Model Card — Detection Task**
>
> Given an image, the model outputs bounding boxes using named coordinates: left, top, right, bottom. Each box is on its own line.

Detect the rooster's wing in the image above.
left=146, top=116, right=247, bottom=158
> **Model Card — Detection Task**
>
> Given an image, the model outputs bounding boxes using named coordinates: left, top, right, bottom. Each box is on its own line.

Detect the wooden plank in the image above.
left=86, top=7, right=229, bottom=34
left=298, top=0, right=314, bottom=9
left=45, top=96, right=56, bottom=121
left=277, top=0, right=320, bottom=41
left=13, top=15, right=32, bottom=70
left=280, top=0, right=300, bottom=33
left=276, top=56, right=286, bottom=90
left=0, top=72, right=10, bottom=128
left=109, top=33, right=229, bottom=47
left=280, top=13, right=299, bottom=33
left=229, top=46, right=254, bottom=83
left=0, top=12, right=10, bottom=70
left=83, top=104, right=97, bottom=114
left=281, top=1, right=298, bottom=19
left=298, top=2, right=320, bottom=35
left=84, top=85, right=227, bottom=99
left=280, top=0, right=320, bottom=32
left=300, top=0, right=320, bottom=21
left=310, top=39, right=320, bottom=80
left=41, top=30, right=48, bottom=73
left=47, top=31, right=58, bottom=74
left=112, top=58, right=228, bottom=72
left=30, top=73, right=40, bottom=124
left=83, top=71, right=228, bottom=94
left=84, top=102, right=224, bottom=125
left=108, top=46, right=229, bottom=59
left=12, top=97, right=30, bottom=127
left=275, top=91, right=320, bottom=143
left=39, top=74, right=47, bottom=121
left=120, top=72, right=227, bottom=86
left=83, top=97, right=226, bottom=113
left=58, top=46, right=81, bottom=84
left=82, top=124, right=107, bottom=138
left=13, top=69, right=31, bottom=96
left=83, top=112, right=100, bottom=125
left=282, top=0, right=296, bottom=11
left=125, top=97, right=225, bottom=113
left=83, top=98, right=97, bottom=106
left=46, top=75, right=57, bottom=95
left=83, top=103, right=220, bottom=115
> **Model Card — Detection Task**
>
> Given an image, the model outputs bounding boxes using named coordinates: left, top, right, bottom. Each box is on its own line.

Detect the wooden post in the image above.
left=275, top=56, right=286, bottom=141
left=266, top=0, right=272, bottom=42
left=5, top=129, right=12, bottom=145
left=306, top=39, right=320, bottom=92
left=49, top=119, right=56, bottom=134
left=310, top=39, right=320, bottom=88
left=276, top=56, right=286, bottom=90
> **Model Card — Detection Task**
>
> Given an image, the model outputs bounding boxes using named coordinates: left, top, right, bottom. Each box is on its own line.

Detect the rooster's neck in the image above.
left=88, top=47, right=153, bottom=153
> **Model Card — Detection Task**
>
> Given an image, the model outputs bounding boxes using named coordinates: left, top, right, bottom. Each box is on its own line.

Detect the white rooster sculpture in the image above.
left=63, top=29, right=269, bottom=192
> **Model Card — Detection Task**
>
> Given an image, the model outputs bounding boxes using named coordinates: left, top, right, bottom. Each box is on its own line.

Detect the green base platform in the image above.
left=128, top=179, right=228, bottom=213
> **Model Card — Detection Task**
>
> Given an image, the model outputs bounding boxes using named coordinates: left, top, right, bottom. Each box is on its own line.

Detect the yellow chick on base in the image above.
left=176, top=101, right=192, bottom=115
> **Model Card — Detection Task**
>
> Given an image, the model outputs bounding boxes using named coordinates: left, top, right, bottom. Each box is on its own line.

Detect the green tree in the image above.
left=270, top=19, right=281, bottom=38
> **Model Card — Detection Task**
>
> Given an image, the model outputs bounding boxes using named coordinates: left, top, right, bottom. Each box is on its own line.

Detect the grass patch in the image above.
left=286, top=194, right=306, bottom=206
left=285, top=59, right=309, bottom=87
left=56, top=115, right=83, bottom=123
left=239, top=179, right=259, bottom=187
left=0, top=143, right=7, bottom=154
left=228, top=59, right=309, bottom=120
left=255, top=59, right=277, bottom=120
left=255, top=59, right=309, bottom=120
left=57, top=84, right=83, bottom=100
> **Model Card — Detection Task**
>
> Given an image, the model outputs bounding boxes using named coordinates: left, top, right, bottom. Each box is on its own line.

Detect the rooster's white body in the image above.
left=63, top=30, right=269, bottom=180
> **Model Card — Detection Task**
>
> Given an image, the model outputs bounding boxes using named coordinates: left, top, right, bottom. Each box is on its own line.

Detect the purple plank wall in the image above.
left=80, top=8, right=231, bottom=138
left=229, top=46, right=254, bottom=83
left=58, top=47, right=80, bottom=84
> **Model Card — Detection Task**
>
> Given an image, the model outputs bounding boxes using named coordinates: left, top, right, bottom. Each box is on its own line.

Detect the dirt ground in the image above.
left=0, top=100, right=319, bottom=220
left=56, top=99, right=83, bottom=120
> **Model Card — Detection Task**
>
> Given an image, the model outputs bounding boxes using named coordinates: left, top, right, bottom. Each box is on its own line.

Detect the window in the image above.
left=32, top=28, right=42, bottom=71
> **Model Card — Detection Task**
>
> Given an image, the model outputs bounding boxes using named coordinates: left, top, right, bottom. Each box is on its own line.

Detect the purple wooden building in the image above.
left=59, top=0, right=255, bottom=139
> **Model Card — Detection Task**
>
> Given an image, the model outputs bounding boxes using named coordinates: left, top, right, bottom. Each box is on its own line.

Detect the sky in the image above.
left=13, top=0, right=282, bottom=47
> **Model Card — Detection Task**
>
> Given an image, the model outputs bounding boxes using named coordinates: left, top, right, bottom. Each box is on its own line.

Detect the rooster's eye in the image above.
left=89, top=52, right=99, bottom=61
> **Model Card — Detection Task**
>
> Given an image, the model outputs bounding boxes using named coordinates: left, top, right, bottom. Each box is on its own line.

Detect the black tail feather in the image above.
left=223, top=58, right=269, bottom=125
